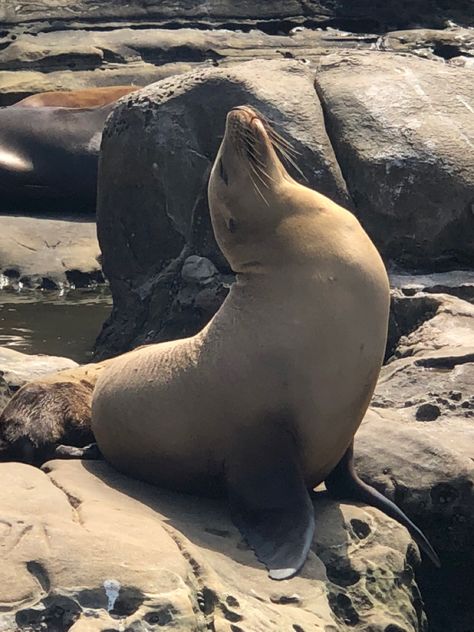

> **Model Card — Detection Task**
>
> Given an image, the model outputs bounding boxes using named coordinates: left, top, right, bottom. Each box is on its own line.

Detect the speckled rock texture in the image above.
left=356, top=291, right=474, bottom=632
left=0, top=458, right=427, bottom=631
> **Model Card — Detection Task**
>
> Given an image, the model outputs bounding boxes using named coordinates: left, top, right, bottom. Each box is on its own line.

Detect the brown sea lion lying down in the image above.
left=0, top=360, right=111, bottom=464
left=12, top=86, right=137, bottom=109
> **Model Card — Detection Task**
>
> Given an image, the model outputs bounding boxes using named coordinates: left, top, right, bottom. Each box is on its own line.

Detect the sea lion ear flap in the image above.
left=225, top=419, right=315, bottom=580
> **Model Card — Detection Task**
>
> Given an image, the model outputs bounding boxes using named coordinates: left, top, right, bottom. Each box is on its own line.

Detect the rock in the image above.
left=95, top=59, right=349, bottom=357
left=0, top=347, right=77, bottom=391
left=181, top=255, right=219, bottom=285
left=380, top=27, right=474, bottom=63
left=0, top=215, right=103, bottom=289
left=390, top=270, right=474, bottom=303
left=358, top=291, right=474, bottom=632
left=315, top=50, right=474, bottom=268
left=0, top=458, right=427, bottom=631
left=1, top=1, right=473, bottom=33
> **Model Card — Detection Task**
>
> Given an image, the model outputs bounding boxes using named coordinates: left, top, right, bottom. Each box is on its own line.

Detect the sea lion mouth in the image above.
left=226, top=105, right=302, bottom=197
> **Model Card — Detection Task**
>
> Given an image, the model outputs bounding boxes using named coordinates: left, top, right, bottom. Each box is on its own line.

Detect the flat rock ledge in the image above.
left=0, top=459, right=426, bottom=632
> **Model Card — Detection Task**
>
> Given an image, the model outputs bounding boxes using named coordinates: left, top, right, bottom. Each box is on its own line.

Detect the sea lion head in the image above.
left=208, top=105, right=300, bottom=273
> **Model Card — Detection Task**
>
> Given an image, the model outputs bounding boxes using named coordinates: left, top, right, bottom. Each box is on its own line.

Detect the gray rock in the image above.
left=315, top=50, right=474, bottom=268
left=390, top=270, right=474, bottom=303
left=181, top=255, right=218, bottom=285
left=380, top=27, right=474, bottom=63
left=0, top=215, right=102, bottom=290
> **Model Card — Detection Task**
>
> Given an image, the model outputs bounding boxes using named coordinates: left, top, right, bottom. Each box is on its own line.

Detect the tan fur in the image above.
left=91, top=106, right=390, bottom=492
left=12, top=86, right=137, bottom=109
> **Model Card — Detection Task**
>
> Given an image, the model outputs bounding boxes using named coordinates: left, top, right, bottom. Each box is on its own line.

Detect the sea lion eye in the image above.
left=228, top=218, right=237, bottom=233
left=219, top=158, right=228, bottom=185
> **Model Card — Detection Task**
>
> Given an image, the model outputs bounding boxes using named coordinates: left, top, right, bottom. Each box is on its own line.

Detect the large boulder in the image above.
left=95, top=59, right=349, bottom=357
left=0, top=458, right=427, bottom=631
left=315, top=50, right=474, bottom=269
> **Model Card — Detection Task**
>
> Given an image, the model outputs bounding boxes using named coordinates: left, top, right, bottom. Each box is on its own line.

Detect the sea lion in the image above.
left=12, top=86, right=137, bottom=109
left=91, top=105, right=439, bottom=579
left=0, top=102, right=115, bottom=208
left=0, top=360, right=111, bottom=464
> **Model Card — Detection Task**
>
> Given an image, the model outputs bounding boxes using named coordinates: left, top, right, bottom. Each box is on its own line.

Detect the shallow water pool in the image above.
left=0, top=288, right=112, bottom=363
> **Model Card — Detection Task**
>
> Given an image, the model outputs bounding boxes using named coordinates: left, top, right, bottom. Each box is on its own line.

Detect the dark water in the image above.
left=0, top=288, right=112, bottom=362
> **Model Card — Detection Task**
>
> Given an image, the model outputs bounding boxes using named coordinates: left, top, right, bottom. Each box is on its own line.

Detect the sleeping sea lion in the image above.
left=0, top=102, right=115, bottom=208
left=0, top=360, right=111, bottom=464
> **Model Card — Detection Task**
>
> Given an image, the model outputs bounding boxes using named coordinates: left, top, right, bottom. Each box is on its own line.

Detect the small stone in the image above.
left=181, top=256, right=218, bottom=285
left=415, top=403, right=441, bottom=421
left=449, top=390, right=462, bottom=401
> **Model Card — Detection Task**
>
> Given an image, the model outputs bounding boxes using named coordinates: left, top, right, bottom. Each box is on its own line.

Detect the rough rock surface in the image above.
left=0, top=458, right=427, bottom=631
left=0, top=215, right=102, bottom=290
left=1, top=1, right=472, bottom=32
left=95, top=59, right=349, bottom=357
left=356, top=292, right=474, bottom=632
left=0, top=347, right=77, bottom=391
left=2, top=24, right=473, bottom=106
left=315, top=50, right=474, bottom=268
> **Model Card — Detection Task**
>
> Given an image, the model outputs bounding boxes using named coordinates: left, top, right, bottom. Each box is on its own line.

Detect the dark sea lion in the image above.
left=0, top=102, right=115, bottom=209
left=12, top=86, right=137, bottom=109
left=91, top=105, right=439, bottom=579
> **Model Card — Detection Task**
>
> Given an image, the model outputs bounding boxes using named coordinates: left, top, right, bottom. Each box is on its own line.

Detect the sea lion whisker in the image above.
left=268, top=128, right=300, bottom=157
left=248, top=159, right=270, bottom=186
left=274, top=145, right=307, bottom=182
left=248, top=169, right=270, bottom=206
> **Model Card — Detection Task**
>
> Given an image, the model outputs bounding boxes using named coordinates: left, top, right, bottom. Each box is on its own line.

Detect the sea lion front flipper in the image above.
left=225, top=422, right=315, bottom=580
left=325, top=442, right=440, bottom=567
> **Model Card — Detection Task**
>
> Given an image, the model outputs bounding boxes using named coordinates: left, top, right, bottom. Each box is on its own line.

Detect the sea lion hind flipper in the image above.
left=325, top=442, right=440, bottom=567
left=54, top=442, right=102, bottom=460
left=225, top=422, right=315, bottom=580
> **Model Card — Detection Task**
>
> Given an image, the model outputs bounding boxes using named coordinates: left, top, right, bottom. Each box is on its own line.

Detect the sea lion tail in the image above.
left=325, top=442, right=441, bottom=568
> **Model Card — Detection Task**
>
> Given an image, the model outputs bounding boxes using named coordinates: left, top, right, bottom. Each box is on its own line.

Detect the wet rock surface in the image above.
left=0, top=458, right=426, bottom=631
